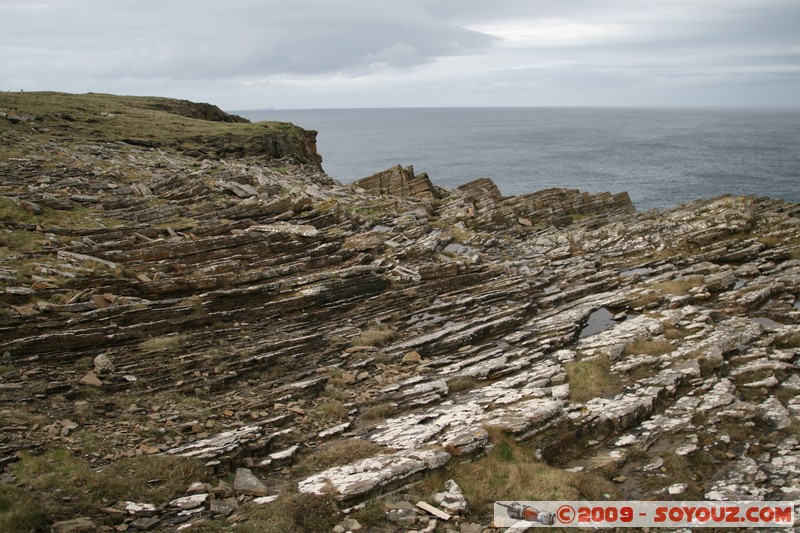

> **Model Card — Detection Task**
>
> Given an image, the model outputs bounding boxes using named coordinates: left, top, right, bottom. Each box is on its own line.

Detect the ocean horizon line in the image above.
left=231, top=104, right=800, bottom=113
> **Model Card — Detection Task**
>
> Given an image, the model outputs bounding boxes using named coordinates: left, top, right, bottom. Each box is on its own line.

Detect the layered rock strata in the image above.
left=1, top=93, right=798, bottom=531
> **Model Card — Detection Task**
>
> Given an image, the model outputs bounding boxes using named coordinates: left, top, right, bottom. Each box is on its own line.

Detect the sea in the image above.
left=236, top=107, right=800, bottom=211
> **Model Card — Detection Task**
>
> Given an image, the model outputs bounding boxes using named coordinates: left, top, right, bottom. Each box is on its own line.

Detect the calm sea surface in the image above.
left=237, top=108, right=800, bottom=211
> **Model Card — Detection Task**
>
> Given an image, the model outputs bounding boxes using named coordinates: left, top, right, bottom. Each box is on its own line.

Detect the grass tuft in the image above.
left=623, top=338, right=674, bottom=357
left=446, top=375, right=478, bottom=393
left=0, top=485, right=47, bottom=533
left=774, top=331, right=800, bottom=349
left=310, top=399, right=348, bottom=421
left=663, top=326, right=690, bottom=340
left=565, top=355, right=623, bottom=403
left=361, top=402, right=396, bottom=421
left=292, top=439, right=384, bottom=476
left=352, top=325, right=396, bottom=347
left=13, top=449, right=208, bottom=523
left=415, top=429, right=617, bottom=518
left=139, top=334, right=184, bottom=352
left=350, top=498, right=386, bottom=528
left=237, top=492, right=339, bottom=533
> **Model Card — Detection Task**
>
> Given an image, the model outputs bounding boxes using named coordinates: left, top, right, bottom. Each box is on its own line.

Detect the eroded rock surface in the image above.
left=1, top=92, right=798, bottom=531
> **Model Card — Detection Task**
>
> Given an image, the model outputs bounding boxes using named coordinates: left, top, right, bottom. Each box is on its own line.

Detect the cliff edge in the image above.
left=0, top=93, right=798, bottom=532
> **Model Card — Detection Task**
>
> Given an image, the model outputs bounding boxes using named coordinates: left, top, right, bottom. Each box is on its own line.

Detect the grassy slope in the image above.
left=0, top=91, right=314, bottom=161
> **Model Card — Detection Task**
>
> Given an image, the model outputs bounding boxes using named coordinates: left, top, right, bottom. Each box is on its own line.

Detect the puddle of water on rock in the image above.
left=753, top=317, right=783, bottom=329
left=579, top=307, right=617, bottom=339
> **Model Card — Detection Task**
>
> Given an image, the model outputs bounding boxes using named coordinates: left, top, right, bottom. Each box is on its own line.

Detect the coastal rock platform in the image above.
left=1, top=92, right=798, bottom=531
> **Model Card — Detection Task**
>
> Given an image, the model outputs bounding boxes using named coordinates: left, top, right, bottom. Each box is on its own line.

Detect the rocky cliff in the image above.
left=0, top=93, right=798, bottom=532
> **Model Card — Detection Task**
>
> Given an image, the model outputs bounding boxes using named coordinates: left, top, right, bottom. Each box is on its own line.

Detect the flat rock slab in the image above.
left=233, top=467, right=270, bottom=496
left=247, top=222, right=319, bottom=236
left=166, top=424, right=265, bottom=460
left=298, top=448, right=450, bottom=500
left=169, top=493, right=208, bottom=510
left=51, top=517, right=97, bottom=533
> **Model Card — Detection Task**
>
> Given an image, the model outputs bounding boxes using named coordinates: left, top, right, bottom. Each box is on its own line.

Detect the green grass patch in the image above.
left=651, top=276, right=705, bottom=295
left=352, top=325, right=396, bottom=347
left=310, top=399, right=348, bottom=421
left=237, top=492, right=339, bottom=533
left=446, top=375, right=479, bottom=393
left=0, top=229, right=48, bottom=254
left=774, top=331, right=800, bottom=349
left=623, top=338, right=674, bottom=357
left=292, top=439, right=384, bottom=476
left=0, top=198, right=123, bottom=233
left=629, top=275, right=705, bottom=308
left=663, top=326, right=691, bottom=340
left=0, top=92, right=311, bottom=161
left=628, top=291, right=662, bottom=309
left=565, top=355, right=623, bottom=403
left=321, top=384, right=348, bottom=401
left=0, top=485, right=48, bottom=533
left=361, top=402, right=396, bottom=421
left=139, top=334, right=185, bottom=352
left=13, top=449, right=207, bottom=523
left=758, top=236, right=783, bottom=248
left=416, top=429, right=617, bottom=519
left=0, top=198, right=38, bottom=224
left=350, top=498, right=386, bottom=528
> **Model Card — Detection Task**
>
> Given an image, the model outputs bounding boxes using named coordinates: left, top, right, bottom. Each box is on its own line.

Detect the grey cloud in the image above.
left=0, top=0, right=495, bottom=81
left=0, top=0, right=798, bottom=107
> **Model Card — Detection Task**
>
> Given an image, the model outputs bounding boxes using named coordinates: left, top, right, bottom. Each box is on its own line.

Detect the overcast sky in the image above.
left=1, top=0, right=799, bottom=109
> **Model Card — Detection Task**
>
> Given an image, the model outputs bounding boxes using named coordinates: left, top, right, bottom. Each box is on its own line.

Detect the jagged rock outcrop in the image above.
left=141, top=98, right=250, bottom=123
left=351, top=164, right=441, bottom=199
left=0, top=93, right=798, bottom=532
